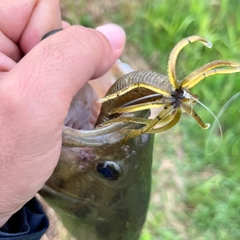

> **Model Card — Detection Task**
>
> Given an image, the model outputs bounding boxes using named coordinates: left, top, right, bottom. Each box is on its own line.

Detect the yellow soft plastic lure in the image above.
left=96, top=35, right=240, bottom=142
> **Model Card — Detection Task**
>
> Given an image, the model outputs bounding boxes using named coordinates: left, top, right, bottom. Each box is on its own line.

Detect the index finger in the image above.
left=0, top=0, right=62, bottom=59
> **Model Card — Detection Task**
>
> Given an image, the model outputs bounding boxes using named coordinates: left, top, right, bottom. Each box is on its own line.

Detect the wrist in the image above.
left=0, top=197, right=49, bottom=238
left=0, top=185, right=27, bottom=227
left=0, top=215, right=11, bottom=228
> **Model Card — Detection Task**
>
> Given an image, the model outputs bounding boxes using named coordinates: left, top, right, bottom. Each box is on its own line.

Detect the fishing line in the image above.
left=205, top=91, right=240, bottom=154
left=191, top=96, right=222, bottom=155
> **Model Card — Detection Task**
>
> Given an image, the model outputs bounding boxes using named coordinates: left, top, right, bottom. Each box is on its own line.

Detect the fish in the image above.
left=39, top=61, right=154, bottom=240
left=39, top=34, right=240, bottom=239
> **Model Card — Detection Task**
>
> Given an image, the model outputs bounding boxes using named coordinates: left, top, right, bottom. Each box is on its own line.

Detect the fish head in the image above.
left=40, top=61, right=154, bottom=240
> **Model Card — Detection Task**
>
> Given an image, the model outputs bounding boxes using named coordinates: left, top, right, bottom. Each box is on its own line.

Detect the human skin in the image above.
left=0, top=0, right=126, bottom=227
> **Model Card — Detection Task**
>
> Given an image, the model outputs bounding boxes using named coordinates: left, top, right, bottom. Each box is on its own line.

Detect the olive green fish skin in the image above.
left=40, top=133, right=154, bottom=240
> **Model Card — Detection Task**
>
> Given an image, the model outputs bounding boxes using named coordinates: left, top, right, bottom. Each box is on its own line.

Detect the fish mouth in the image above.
left=62, top=61, right=151, bottom=147
left=64, top=62, right=124, bottom=131
left=62, top=68, right=126, bottom=146
left=62, top=89, right=150, bottom=147
left=64, top=83, right=99, bottom=131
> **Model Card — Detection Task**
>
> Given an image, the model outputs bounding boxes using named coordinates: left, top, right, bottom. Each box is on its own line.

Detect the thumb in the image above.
left=0, top=24, right=125, bottom=224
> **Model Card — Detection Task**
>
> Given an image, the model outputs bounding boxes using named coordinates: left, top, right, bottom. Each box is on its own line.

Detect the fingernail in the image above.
left=96, top=24, right=126, bottom=50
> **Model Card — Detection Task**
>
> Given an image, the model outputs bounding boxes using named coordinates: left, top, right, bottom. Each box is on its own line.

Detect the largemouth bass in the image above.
left=39, top=61, right=154, bottom=240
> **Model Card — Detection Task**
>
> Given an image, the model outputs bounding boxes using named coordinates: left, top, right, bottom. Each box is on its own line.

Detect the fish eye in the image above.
left=96, top=161, right=121, bottom=180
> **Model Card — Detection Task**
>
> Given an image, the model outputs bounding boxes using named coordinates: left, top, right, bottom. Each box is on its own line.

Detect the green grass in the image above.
left=61, top=0, right=240, bottom=239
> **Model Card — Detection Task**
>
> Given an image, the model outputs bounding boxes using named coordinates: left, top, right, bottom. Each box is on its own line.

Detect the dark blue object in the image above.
left=0, top=197, right=49, bottom=240
left=96, top=161, right=120, bottom=180
left=100, top=166, right=113, bottom=179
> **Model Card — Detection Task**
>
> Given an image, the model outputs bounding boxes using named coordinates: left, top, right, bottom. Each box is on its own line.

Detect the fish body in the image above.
left=40, top=130, right=153, bottom=240
left=39, top=60, right=154, bottom=239
left=40, top=35, right=240, bottom=239
left=40, top=31, right=154, bottom=240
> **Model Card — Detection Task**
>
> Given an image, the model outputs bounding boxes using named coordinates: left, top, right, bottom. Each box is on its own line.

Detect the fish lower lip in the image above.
left=63, top=84, right=151, bottom=147
left=62, top=110, right=150, bottom=147
left=63, top=60, right=151, bottom=147
left=64, top=60, right=137, bottom=131
left=62, top=83, right=126, bottom=147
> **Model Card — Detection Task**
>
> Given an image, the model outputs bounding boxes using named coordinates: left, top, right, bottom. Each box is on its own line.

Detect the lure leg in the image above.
left=100, top=109, right=179, bottom=130
left=122, top=106, right=174, bottom=142
left=181, top=60, right=240, bottom=89
left=182, top=103, right=210, bottom=129
left=147, top=108, right=181, bottom=133
left=99, top=117, right=153, bottom=126
left=168, top=35, right=212, bottom=89
left=98, top=82, right=171, bottom=103
left=109, top=99, right=174, bottom=115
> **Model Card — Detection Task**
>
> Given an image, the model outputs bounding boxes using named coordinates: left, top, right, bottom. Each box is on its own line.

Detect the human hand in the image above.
left=0, top=0, right=125, bottom=226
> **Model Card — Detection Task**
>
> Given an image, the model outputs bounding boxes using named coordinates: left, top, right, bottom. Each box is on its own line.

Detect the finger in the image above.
left=0, top=0, right=62, bottom=58
left=96, top=24, right=126, bottom=65
left=0, top=32, right=22, bottom=62
left=62, top=20, right=71, bottom=29
left=0, top=1, right=37, bottom=42
left=20, top=0, right=62, bottom=53
left=88, top=24, right=126, bottom=103
left=0, top=52, right=16, bottom=73
left=0, top=25, right=125, bottom=217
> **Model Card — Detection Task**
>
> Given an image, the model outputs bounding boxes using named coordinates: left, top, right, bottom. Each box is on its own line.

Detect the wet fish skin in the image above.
left=40, top=31, right=153, bottom=238
left=40, top=132, right=154, bottom=240
left=39, top=31, right=154, bottom=239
